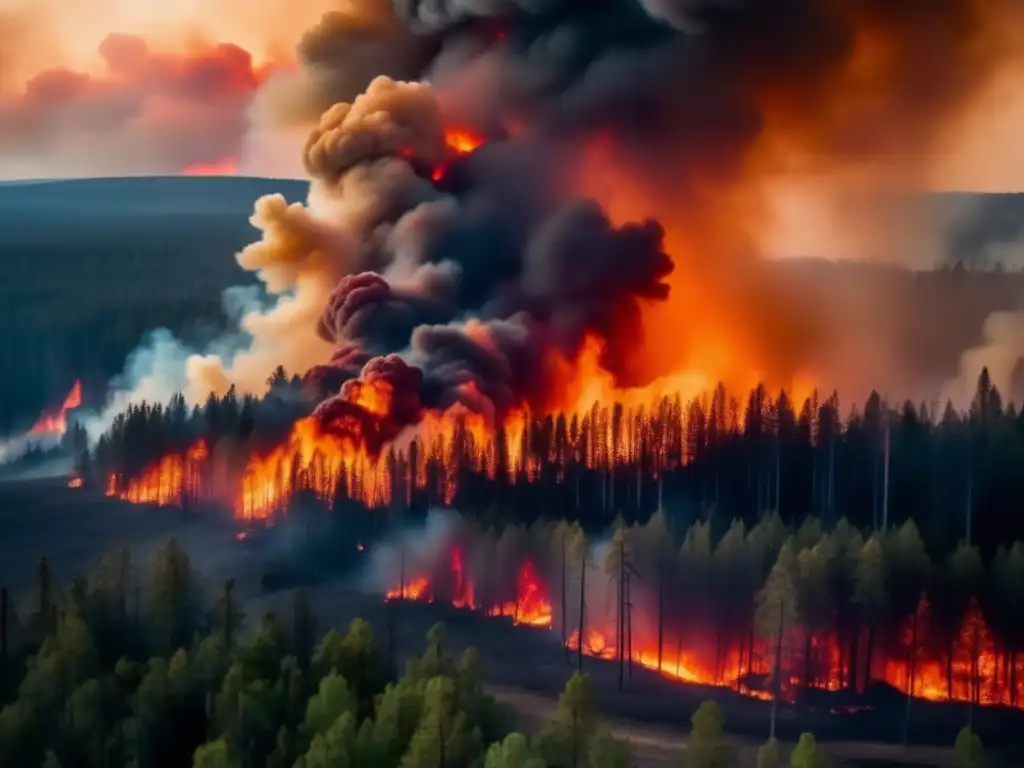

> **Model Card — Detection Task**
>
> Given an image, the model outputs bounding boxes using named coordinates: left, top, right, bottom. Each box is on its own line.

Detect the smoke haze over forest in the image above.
left=3, top=1, right=1024, bottom=441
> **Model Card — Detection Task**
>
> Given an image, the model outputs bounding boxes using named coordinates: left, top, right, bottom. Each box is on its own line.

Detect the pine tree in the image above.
left=535, top=673, right=598, bottom=768
left=756, top=738, right=780, bottom=768
left=684, top=700, right=735, bottom=768
left=952, top=725, right=985, bottom=768
left=788, top=733, right=826, bottom=768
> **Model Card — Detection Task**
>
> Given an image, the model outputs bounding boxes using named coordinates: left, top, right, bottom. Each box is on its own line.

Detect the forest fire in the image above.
left=106, top=440, right=208, bottom=506
left=78, top=2, right=1024, bottom=746
left=28, top=381, right=82, bottom=437
left=386, top=546, right=553, bottom=629
left=383, top=537, right=1022, bottom=712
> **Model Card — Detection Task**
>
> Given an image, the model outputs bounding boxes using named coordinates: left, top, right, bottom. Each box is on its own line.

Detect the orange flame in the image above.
left=385, top=546, right=1024, bottom=710
left=486, top=559, right=553, bottom=627
left=432, top=128, right=486, bottom=181
left=106, top=440, right=209, bottom=506
left=445, top=129, right=484, bottom=155
left=28, top=381, right=82, bottom=436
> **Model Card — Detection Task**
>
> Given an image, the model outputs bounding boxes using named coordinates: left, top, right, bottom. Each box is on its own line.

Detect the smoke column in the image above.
left=90, top=0, right=1024, bottom=438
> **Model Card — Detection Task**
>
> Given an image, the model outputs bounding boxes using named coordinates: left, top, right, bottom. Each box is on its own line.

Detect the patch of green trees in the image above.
left=0, top=539, right=638, bottom=767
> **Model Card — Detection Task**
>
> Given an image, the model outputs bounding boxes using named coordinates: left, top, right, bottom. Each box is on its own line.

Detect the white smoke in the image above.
left=361, top=507, right=463, bottom=595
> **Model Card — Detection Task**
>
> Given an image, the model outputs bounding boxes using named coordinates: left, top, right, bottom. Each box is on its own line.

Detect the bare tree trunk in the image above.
left=656, top=552, right=664, bottom=671
left=627, top=574, right=633, bottom=682
left=804, top=628, right=813, bottom=696
left=902, top=606, right=919, bottom=747
left=970, top=619, right=980, bottom=726
left=1007, top=651, right=1015, bottom=708
left=577, top=548, right=586, bottom=674
left=561, top=532, right=568, bottom=664
left=676, top=630, right=683, bottom=678
left=848, top=621, right=859, bottom=692
left=617, top=539, right=625, bottom=692
left=837, top=615, right=846, bottom=694
left=770, top=599, right=785, bottom=741
left=747, top=628, right=755, bottom=680
left=400, top=545, right=407, bottom=599
left=865, top=623, right=875, bottom=694
left=946, top=640, right=954, bottom=702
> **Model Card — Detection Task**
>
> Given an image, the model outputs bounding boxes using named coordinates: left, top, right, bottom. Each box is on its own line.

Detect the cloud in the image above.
left=0, top=32, right=270, bottom=178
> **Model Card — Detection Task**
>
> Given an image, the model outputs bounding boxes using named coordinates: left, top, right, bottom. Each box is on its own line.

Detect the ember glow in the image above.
left=385, top=540, right=1024, bottom=710
left=181, top=158, right=239, bottom=176
left=28, top=381, right=82, bottom=437
left=387, top=546, right=552, bottom=629
left=106, top=440, right=208, bottom=506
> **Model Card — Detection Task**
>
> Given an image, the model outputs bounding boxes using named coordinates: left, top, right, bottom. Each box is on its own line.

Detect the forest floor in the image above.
left=2, top=479, right=1022, bottom=766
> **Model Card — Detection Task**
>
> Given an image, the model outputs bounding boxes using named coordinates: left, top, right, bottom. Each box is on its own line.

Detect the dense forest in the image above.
left=72, top=365, right=1024, bottom=731
left=91, top=366, right=1024, bottom=557
left=0, top=540, right=989, bottom=767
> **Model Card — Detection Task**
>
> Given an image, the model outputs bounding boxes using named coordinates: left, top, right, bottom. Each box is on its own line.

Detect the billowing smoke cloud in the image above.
left=0, top=33, right=264, bottom=178
left=90, top=0, right=1024, bottom=444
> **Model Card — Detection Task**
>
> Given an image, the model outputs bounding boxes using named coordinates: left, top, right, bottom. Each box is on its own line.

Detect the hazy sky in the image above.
left=0, top=0, right=1022, bottom=189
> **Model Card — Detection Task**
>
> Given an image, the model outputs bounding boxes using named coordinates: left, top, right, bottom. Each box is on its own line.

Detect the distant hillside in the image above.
left=0, top=176, right=1021, bottom=433
left=933, top=191, right=1024, bottom=266
left=0, top=176, right=308, bottom=434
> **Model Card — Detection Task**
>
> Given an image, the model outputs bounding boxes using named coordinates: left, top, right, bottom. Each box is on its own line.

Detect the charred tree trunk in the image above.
left=946, top=638, right=955, bottom=702
left=864, top=623, right=875, bottom=694
left=747, top=628, right=755, bottom=680
left=737, top=636, right=746, bottom=693
left=848, top=622, right=859, bottom=693
left=561, top=532, right=569, bottom=665
left=970, top=619, right=980, bottom=726
left=626, top=574, right=633, bottom=682
left=803, top=628, right=813, bottom=696
left=656, top=552, right=665, bottom=672
left=386, top=589, right=395, bottom=673
left=577, top=549, right=586, bottom=674
left=676, top=630, right=683, bottom=678
left=400, top=545, right=407, bottom=599
left=617, top=541, right=625, bottom=692
left=902, top=607, right=919, bottom=746
left=770, top=599, right=785, bottom=742
left=1007, top=651, right=1015, bottom=708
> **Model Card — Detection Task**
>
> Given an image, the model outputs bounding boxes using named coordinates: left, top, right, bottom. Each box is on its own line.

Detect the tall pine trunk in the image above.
left=848, top=619, right=859, bottom=692
left=656, top=553, right=665, bottom=672
left=865, top=623, right=875, bottom=694
left=803, top=628, right=813, bottom=696
left=946, top=639, right=954, bottom=701
left=577, top=549, right=586, bottom=674
left=902, top=607, right=919, bottom=746
left=1007, top=651, right=1015, bottom=708
left=561, top=532, right=568, bottom=664
left=770, top=600, right=785, bottom=741
left=626, top=575, right=633, bottom=682
left=617, top=540, right=625, bottom=691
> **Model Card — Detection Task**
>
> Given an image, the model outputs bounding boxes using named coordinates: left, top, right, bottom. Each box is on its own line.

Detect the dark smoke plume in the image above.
left=96, top=0, right=1024, bottom=438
